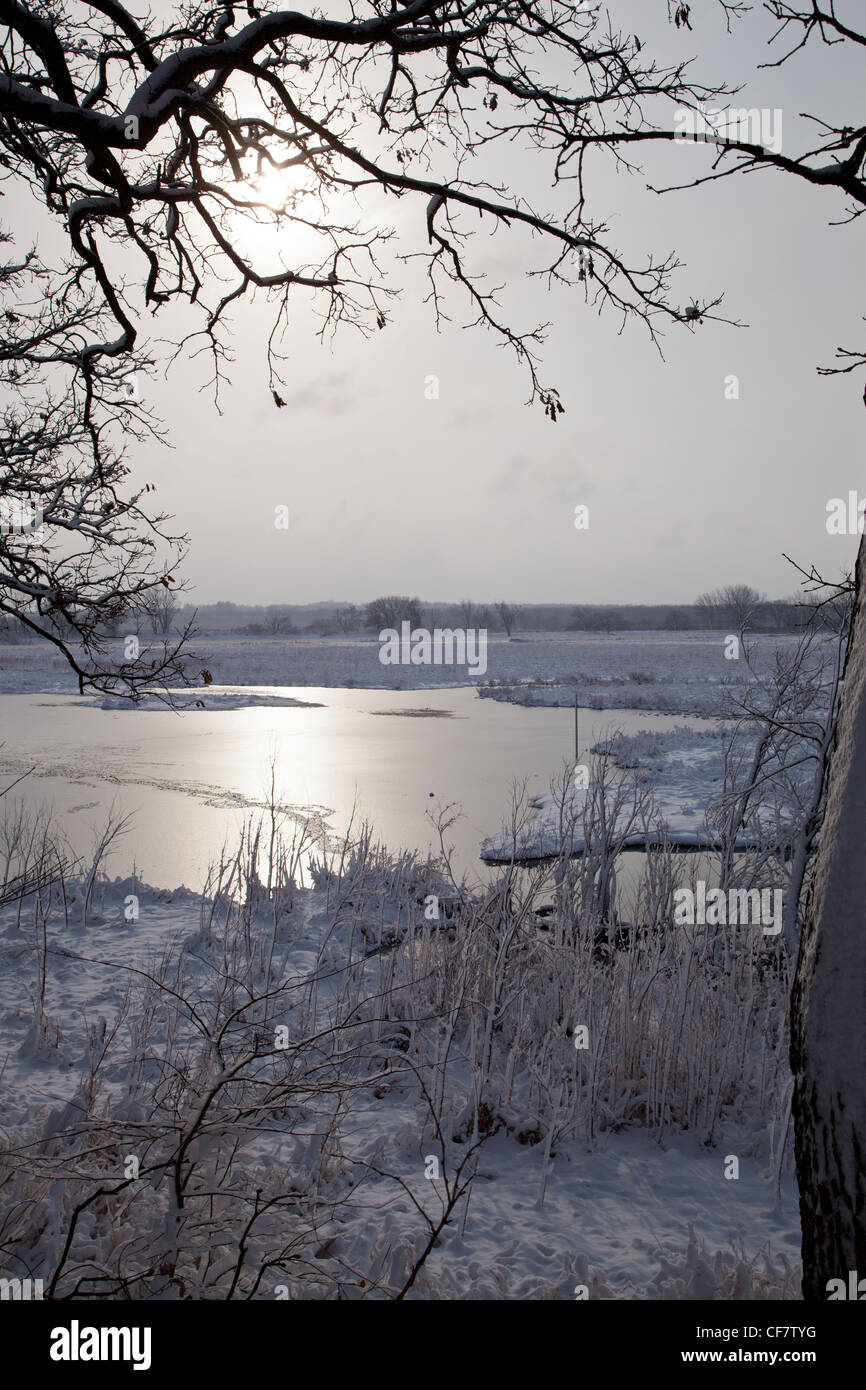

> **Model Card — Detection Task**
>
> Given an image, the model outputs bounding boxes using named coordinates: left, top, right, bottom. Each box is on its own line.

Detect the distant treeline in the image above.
left=159, top=589, right=835, bottom=637
left=6, top=588, right=843, bottom=644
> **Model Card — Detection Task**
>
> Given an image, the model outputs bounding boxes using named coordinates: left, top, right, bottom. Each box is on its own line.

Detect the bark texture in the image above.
left=791, top=536, right=866, bottom=1300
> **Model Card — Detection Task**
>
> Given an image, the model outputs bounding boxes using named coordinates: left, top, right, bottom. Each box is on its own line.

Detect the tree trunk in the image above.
left=791, top=535, right=866, bottom=1300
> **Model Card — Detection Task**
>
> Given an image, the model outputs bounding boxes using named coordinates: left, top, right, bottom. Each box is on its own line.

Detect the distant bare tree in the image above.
left=696, top=585, right=765, bottom=631
left=265, top=608, right=293, bottom=636
left=496, top=602, right=522, bottom=637
left=726, top=585, right=766, bottom=629
left=144, top=590, right=177, bottom=637
left=366, top=596, right=422, bottom=631
left=334, top=604, right=359, bottom=634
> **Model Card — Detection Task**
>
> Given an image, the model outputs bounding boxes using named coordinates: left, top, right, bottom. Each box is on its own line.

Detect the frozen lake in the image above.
left=0, top=687, right=721, bottom=890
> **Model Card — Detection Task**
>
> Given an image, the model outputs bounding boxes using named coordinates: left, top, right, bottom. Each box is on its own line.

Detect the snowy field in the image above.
left=0, top=631, right=810, bottom=717
left=0, top=847, right=801, bottom=1299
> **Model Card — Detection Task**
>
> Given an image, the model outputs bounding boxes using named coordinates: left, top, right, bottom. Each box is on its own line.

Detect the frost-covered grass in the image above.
left=483, top=727, right=732, bottom=861
left=0, top=796, right=801, bottom=1300
left=0, top=631, right=812, bottom=717
left=482, top=724, right=812, bottom=865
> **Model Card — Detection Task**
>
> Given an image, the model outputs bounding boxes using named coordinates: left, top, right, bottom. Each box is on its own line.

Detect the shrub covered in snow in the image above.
left=0, top=785, right=800, bottom=1298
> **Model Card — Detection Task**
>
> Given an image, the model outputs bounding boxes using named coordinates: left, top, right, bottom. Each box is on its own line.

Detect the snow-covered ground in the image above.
left=88, top=690, right=325, bottom=711
left=0, top=858, right=801, bottom=1299
left=0, top=631, right=811, bottom=717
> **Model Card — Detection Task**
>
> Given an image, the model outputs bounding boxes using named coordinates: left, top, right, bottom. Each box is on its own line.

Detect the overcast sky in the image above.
left=50, top=1, right=865, bottom=609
